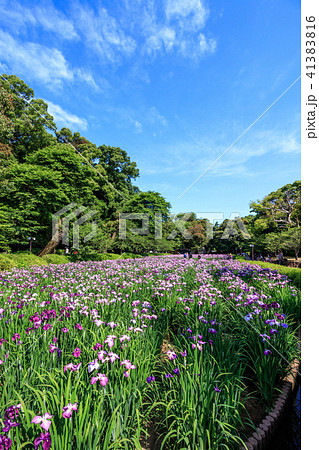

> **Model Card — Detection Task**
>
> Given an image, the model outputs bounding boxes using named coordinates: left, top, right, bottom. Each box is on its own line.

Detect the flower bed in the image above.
left=0, top=256, right=300, bottom=449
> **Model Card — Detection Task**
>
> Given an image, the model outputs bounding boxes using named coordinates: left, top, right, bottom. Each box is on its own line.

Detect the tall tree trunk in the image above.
left=37, top=219, right=62, bottom=257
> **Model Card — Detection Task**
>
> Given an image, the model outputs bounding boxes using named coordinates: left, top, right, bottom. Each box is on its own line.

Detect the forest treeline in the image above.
left=0, top=74, right=300, bottom=258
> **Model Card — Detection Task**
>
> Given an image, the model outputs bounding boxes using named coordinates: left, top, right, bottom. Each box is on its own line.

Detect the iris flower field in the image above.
left=0, top=255, right=301, bottom=449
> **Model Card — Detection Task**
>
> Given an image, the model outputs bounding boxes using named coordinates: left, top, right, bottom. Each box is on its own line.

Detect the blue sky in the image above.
left=0, top=0, right=301, bottom=220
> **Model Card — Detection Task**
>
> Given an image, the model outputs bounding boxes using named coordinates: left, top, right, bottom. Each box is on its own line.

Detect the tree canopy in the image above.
left=0, top=74, right=301, bottom=259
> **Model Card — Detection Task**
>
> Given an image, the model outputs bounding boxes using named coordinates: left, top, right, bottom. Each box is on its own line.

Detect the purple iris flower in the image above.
left=34, top=432, right=51, bottom=450
left=259, top=334, right=270, bottom=342
left=0, top=434, right=12, bottom=449
left=208, top=328, right=217, bottom=334
left=264, top=349, right=272, bottom=355
left=146, top=376, right=155, bottom=383
left=166, top=350, right=177, bottom=360
left=72, top=348, right=81, bottom=358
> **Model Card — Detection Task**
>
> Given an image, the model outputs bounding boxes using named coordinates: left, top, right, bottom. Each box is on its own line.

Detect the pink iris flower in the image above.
left=49, top=343, right=58, bottom=353
left=91, top=373, right=108, bottom=386
left=97, top=350, right=108, bottom=361
left=104, top=336, right=116, bottom=348
left=133, top=327, right=143, bottom=333
left=62, top=403, right=78, bottom=419
left=108, top=352, right=120, bottom=363
left=192, top=343, right=203, bottom=351
left=64, top=363, right=81, bottom=372
left=120, top=360, right=136, bottom=370
left=31, top=413, right=53, bottom=431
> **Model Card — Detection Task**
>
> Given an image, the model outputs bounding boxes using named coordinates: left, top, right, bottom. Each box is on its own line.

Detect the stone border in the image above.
left=240, top=354, right=301, bottom=450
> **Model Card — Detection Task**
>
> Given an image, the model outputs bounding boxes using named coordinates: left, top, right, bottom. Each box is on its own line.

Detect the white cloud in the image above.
left=34, top=4, right=78, bottom=40
left=74, top=69, right=100, bottom=91
left=137, top=127, right=300, bottom=178
left=165, top=0, right=207, bottom=32
left=0, top=31, right=98, bottom=89
left=0, top=30, right=74, bottom=86
left=145, top=27, right=176, bottom=54
left=149, top=107, right=167, bottom=127
left=277, top=136, right=300, bottom=154
left=73, top=1, right=215, bottom=62
left=0, top=0, right=78, bottom=40
left=198, top=33, right=216, bottom=54
left=140, top=0, right=215, bottom=60
left=74, top=4, right=136, bottom=62
left=46, top=101, right=88, bottom=131
left=134, top=120, right=143, bottom=133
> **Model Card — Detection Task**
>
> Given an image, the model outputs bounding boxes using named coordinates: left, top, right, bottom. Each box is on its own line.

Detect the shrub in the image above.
left=41, top=254, right=70, bottom=264
left=0, top=254, right=15, bottom=271
left=5, top=252, right=47, bottom=268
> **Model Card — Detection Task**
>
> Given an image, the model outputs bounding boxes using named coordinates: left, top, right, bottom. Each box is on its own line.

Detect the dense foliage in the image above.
left=0, top=74, right=300, bottom=259
left=210, top=182, right=301, bottom=259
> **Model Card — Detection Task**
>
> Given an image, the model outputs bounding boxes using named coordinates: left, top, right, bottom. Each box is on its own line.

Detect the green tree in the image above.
left=1, top=74, right=57, bottom=162
left=250, top=181, right=301, bottom=232
left=281, top=227, right=301, bottom=260
left=208, top=218, right=251, bottom=254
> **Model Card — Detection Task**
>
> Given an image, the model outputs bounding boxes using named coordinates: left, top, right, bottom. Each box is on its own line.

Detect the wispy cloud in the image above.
left=45, top=101, right=88, bottom=131
left=72, top=0, right=216, bottom=62
left=141, top=0, right=216, bottom=59
left=74, top=3, right=136, bottom=63
left=0, top=0, right=217, bottom=81
left=0, top=30, right=73, bottom=85
left=134, top=120, right=143, bottom=133
left=74, top=69, right=100, bottom=92
left=165, top=0, right=208, bottom=32
left=139, top=127, right=300, bottom=178
left=0, top=0, right=78, bottom=40
left=149, top=107, right=167, bottom=127
left=0, top=30, right=98, bottom=89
